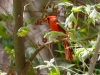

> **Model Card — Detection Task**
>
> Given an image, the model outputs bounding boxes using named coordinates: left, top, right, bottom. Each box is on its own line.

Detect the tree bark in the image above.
left=13, top=0, right=25, bottom=75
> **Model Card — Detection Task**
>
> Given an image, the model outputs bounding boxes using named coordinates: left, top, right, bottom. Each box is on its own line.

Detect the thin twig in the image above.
left=44, top=0, right=52, bottom=10
left=58, top=66, right=79, bottom=74
left=0, top=4, right=9, bottom=15
left=44, top=44, right=57, bottom=66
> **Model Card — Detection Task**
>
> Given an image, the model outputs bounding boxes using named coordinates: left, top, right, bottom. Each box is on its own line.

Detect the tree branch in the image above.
left=23, top=38, right=71, bottom=73
left=88, top=33, right=100, bottom=75
left=22, top=41, right=53, bottom=73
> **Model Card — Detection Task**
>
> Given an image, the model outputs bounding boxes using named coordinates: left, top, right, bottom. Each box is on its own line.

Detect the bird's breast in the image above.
left=49, top=23, right=60, bottom=31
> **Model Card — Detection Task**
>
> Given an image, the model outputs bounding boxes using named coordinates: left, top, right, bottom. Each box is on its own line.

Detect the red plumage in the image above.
left=47, top=16, right=73, bottom=60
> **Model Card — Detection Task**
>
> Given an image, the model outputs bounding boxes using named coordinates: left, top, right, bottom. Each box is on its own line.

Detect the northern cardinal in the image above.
left=46, top=16, right=73, bottom=60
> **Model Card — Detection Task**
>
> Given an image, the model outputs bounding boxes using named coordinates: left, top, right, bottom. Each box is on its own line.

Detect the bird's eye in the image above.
left=47, top=18, right=50, bottom=23
left=47, top=18, right=49, bottom=21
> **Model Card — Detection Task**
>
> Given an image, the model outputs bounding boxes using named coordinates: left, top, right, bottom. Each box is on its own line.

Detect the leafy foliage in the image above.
left=0, top=21, right=8, bottom=38
left=0, top=70, right=7, bottom=75
left=35, top=58, right=60, bottom=75
left=17, top=26, right=29, bottom=37
left=0, top=0, right=100, bottom=75
left=44, top=31, right=66, bottom=42
left=58, top=2, right=73, bottom=7
left=65, top=12, right=77, bottom=28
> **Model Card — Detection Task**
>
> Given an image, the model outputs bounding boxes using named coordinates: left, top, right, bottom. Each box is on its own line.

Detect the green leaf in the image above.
left=55, top=50, right=64, bottom=53
left=68, top=31, right=76, bottom=41
left=34, top=65, right=47, bottom=69
left=50, top=58, right=55, bottom=63
left=58, top=64, right=75, bottom=70
left=2, top=36, right=14, bottom=55
left=34, top=58, right=56, bottom=70
left=89, top=8, right=97, bottom=17
left=65, top=13, right=77, bottom=28
left=75, top=48, right=94, bottom=61
left=67, top=71, right=71, bottom=75
left=58, top=2, right=73, bottom=7
left=25, top=47, right=36, bottom=58
left=72, top=6, right=84, bottom=13
left=87, top=18, right=92, bottom=25
left=73, top=31, right=81, bottom=39
left=24, top=22, right=28, bottom=26
left=85, top=5, right=93, bottom=15
left=66, top=64, right=75, bottom=69
left=49, top=31, right=66, bottom=36
left=0, top=21, right=5, bottom=25
left=44, top=31, right=66, bottom=42
left=0, top=70, right=7, bottom=75
left=17, top=26, right=29, bottom=37
left=80, top=28, right=87, bottom=33
left=89, top=9, right=100, bottom=25
left=47, top=68, right=60, bottom=75
left=96, top=3, right=100, bottom=8
left=0, top=72, right=7, bottom=75
left=7, top=14, right=13, bottom=22
left=58, top=42, right=62, bottom=52
left=0, top=21, right=7, bottom=38
left=61, top=0, right=68, bottom=2
left=57, top=42, right=64, bottom=57
left=59, top=22, right=66, bottom=31
left=0, top=14, right=7, bottom=21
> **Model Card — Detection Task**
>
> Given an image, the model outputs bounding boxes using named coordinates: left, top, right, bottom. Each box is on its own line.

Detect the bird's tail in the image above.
left=63, top=41, right=73, bottom=60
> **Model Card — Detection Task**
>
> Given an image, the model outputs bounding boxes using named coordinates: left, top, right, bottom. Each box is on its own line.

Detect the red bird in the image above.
left=46, top=16, right=73, bottom=61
